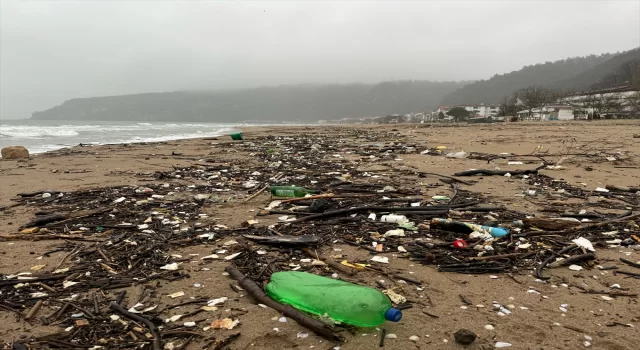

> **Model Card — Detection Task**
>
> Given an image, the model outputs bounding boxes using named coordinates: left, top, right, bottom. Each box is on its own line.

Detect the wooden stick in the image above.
left=225, top=265, right=344, bottom=342
left=25, top=300, right=43, bottom=320
left=467, top=253, right=524, bottom=261
left=280, top=194, right=337, bottom=203
left=454, top=165, right=545, bottom=177
left=245, top=185, right=269, bottom=202
left=0, top=234, right=93, bottom=241
left=109, top=301, right=161, bottom=350
left=245, top=173, right=283, bottom=202
left=303, top=248, right=355, bottom=276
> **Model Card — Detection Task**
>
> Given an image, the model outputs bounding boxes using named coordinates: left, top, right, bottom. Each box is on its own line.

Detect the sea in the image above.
left=0, top=120, right=254, bottom=155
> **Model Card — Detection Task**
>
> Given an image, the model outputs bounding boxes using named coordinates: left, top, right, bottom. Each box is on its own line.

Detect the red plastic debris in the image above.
left=453, top=239, right=468, bottom=249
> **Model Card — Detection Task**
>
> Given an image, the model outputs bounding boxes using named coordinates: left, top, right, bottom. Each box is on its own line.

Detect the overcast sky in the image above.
left=1, top=0, right=639, bottom=119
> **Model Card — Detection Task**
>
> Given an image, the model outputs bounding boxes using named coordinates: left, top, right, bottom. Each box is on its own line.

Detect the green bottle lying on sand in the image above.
left=265, top=271, right=402, bottom=327
left=270, top=186, right=319, bottom=198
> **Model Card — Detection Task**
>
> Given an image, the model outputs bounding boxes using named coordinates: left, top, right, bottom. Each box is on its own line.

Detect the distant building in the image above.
left=457, top=103, right=500, bottom=117
left=516, top=105, right=574, bottom=121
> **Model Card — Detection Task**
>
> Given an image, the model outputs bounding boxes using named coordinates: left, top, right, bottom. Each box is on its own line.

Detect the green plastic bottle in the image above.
left=270, top=186, right=319, bottom=198
left=265, top=271, right=402, bottom=327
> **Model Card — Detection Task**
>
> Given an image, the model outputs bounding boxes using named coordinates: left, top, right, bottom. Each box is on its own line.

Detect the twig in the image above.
left=454, top=165, right=545, bottom=177
left=245, top=185, right=269, bottom=202
left=0, top=234, right=95, bottom=241
left=620, top=258, right=640, bottom=269
left=616, top=271, right=640, bottom=278
left=422, top=310, right=440, bottom=318
left=25, top=300, right=43, bottom=321
left=467, top=253, right=524, bottom=261
left=303, top=248, right=355, bottom=276
left=415, top=172, right=473, bottom=185
left=109, top=301, right=161, bottom=350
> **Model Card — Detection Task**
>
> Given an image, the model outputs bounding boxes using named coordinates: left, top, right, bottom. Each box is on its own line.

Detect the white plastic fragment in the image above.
left=160, top=263, right=180, bottom=271
left=495, top=342, right=512, bottom=348
left=568, top=265, right=583, bottom=271
left=572, top=237, right=595, bottom=252
left=165, top=315, right=183, bottom=323
left=384, top=229, right=405, bottom=237
left=201, top=254, right=219, bottom=260
left=63, top=281, right=80, bottom=289
left=207, top=297, right=228, bottom=306
left=383, top=289, right=407, bottom=304
left=167, top=291, right=185, bottom=298
left=370, top=256, right=389, bottom=264
left=224, top=252, right=242, bottom=260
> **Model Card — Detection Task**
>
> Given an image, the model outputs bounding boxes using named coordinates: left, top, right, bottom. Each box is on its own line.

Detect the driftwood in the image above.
left=606, top=185, right=640, bottom=193
left=0, top=234, right=95, bottom=241
left=454, top=165, right=544, bottom=177
left=17, top=190, right=58, bottom=197
left=243, top=234, right=320, bottom=246
left=524, top=213, right=640, bottom=237
left=535, top=244, right=579, bottom=280
left=225, top=265, right=344, bottom=342
left=21, top=214, right=67, bottom=228
left=415, top=171, right=473, bottom=185
left=109, top=301, right=161, bottom=350
left=620, top=258, right=640, bottom=269
left=303, top=248, right=356, bottom=276
left=244, top=185, right=269, bottom=202
left=548, top=253, right=596, bottom=268
left=18, top=207, right=114, bottom=229
left=291, top=206, right=452, bottom=223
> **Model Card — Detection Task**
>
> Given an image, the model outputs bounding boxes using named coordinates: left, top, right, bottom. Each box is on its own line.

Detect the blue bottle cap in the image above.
left=488, top=227, right=509, bottom=238
left=384, top=308, right=402, bottom=322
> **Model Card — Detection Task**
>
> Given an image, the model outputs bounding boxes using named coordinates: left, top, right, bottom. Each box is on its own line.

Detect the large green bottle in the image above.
left=270, top=186, right=319, bottom=198
left=265, top=271, right=402, bottom=327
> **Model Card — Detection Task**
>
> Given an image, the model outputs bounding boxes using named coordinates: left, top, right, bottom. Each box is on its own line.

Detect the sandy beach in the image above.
left=1, top=121, right=640, bottom=350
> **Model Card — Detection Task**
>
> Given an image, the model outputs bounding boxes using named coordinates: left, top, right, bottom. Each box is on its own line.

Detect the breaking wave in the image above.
left=0, top=122, right=243, bottom=155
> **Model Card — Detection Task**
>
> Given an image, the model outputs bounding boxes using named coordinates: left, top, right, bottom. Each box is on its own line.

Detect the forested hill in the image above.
left=440, top=53, right=616, bottom=106
left=553, top=48, right=640, bottom=91
left=31, top=80, right=466, bottom=122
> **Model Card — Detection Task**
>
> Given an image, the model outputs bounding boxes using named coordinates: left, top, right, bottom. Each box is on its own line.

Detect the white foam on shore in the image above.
left=0, top=122, right=244, bottom=156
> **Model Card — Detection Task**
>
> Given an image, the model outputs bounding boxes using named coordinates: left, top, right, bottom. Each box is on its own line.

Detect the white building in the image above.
left=516, top=105, right=574, bottom=120
left=560, top=88, right=638, bottom=119
left=458, top=104, right=500, bottom=117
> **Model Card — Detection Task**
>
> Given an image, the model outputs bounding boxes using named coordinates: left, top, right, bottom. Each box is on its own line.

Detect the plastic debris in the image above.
left=160, top=263, right=180, bottom=271
left=572, top=237, right=595, bottom=252
left=453, top=239, right=468, bottom=249
left=210, top=318, right=239, bottom=329
left=383, top=289, right=407, bottom=304
left=370, top=256, right=389, bottom=264
left=495, top=342, right=512, bottom=348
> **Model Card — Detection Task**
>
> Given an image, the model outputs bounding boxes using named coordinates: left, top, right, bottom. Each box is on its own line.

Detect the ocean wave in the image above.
left=0, top=126, right=81, bottom=138
left=117, top=127, right=235, bottom=144
left=1, top=123, right=240, bottom=155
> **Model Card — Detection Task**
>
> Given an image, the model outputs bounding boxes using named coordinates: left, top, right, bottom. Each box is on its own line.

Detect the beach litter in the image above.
left=2, top=128, right=639, bottom=349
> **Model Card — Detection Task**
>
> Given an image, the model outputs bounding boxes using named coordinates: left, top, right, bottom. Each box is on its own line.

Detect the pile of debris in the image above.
left=1, top=129, right=639, bottom=349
